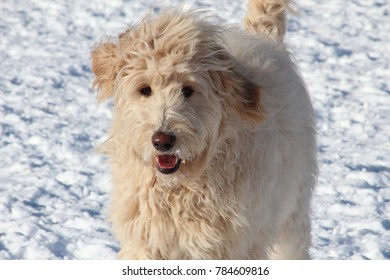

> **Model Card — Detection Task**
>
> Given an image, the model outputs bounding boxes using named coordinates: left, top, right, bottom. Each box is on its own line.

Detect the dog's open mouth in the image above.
left=155, top=154, right=181, bottom=174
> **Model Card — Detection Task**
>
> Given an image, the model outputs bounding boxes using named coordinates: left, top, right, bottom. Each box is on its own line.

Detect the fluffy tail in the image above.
left=243, top=0, right=292, bottom=40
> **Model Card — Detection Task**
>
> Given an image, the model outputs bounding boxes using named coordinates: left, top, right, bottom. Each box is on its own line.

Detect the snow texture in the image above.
left=0, top=0, right=389, bottom=260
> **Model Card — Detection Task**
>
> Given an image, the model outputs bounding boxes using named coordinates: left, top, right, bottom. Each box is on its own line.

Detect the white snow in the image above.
left=0, top=0, right=389, bottom=260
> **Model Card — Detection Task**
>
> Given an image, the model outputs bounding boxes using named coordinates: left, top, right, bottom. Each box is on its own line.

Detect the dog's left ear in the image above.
left=91, top=42, right=120, bottom=102
left=234, top=75, right=266, bottom=124
left=204, top=45, right=266, bottom=124
left=210, top=66, right=266, bottom=124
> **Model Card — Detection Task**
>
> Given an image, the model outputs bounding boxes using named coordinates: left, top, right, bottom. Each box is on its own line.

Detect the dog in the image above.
left=91, top=0, right=317, bottom=259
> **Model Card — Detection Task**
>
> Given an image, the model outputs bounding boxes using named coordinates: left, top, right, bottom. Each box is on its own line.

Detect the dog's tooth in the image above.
left=174, top=149, right=182, bottom=158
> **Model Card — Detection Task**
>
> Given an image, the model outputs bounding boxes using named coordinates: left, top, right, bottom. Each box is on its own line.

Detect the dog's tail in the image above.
left=243, top=0, right=293, bottom=40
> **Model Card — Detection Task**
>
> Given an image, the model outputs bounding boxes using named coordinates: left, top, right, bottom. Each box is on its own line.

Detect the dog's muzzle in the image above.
left=152, top=131, right=182, bottom=174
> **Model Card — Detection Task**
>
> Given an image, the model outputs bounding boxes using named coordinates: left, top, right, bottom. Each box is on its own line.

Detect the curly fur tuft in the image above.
left=243, top=0, right=293, bottom=40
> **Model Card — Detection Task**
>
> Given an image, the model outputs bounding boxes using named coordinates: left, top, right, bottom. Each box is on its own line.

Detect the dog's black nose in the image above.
left=151, top=131, right=176, bottom=152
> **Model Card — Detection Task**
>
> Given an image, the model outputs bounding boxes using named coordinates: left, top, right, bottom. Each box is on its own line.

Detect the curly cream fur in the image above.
left=244, top=0, right=293, bottom=40
left=91, top=1, right=317, bottom=259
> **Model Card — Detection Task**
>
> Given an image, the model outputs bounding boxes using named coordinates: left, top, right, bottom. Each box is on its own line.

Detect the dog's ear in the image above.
left=209, top=66, right=266, bottom=124
left=235, top=75, right=266, bottom=123
left=203, top=46, right=266, bottom=124
left=91, top=42, right=120, bottom=102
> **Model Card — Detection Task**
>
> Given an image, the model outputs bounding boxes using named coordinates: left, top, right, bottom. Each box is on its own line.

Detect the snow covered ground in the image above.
left=0, top=0, right=388, bottom=260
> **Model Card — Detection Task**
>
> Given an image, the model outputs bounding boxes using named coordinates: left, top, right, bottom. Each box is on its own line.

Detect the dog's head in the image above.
left=92, top=9, right=265, bottom=184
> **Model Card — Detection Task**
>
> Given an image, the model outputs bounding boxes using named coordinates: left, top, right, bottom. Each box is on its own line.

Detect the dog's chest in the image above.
left=130, top=184, right=243, bottom=259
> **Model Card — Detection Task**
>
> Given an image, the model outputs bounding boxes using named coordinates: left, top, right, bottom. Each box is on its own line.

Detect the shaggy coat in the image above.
left=91, top=0, right=317, bottom=259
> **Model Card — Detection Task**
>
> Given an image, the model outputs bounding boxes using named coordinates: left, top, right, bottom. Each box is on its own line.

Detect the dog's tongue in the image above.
left=156, top=155, right=178, bottom=169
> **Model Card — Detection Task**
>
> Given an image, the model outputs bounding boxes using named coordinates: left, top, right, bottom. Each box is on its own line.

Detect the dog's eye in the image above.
left=181, top=86, right=194, bottom=98
left=140, top=86, right=152, bottom=97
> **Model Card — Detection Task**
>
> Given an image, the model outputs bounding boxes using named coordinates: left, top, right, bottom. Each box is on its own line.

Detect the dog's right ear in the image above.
left=91, top=42, right=119, bottom=102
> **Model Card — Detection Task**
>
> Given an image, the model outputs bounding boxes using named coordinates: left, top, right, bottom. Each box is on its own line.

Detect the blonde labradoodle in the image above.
left=91, top=0, right=317, bottom=259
